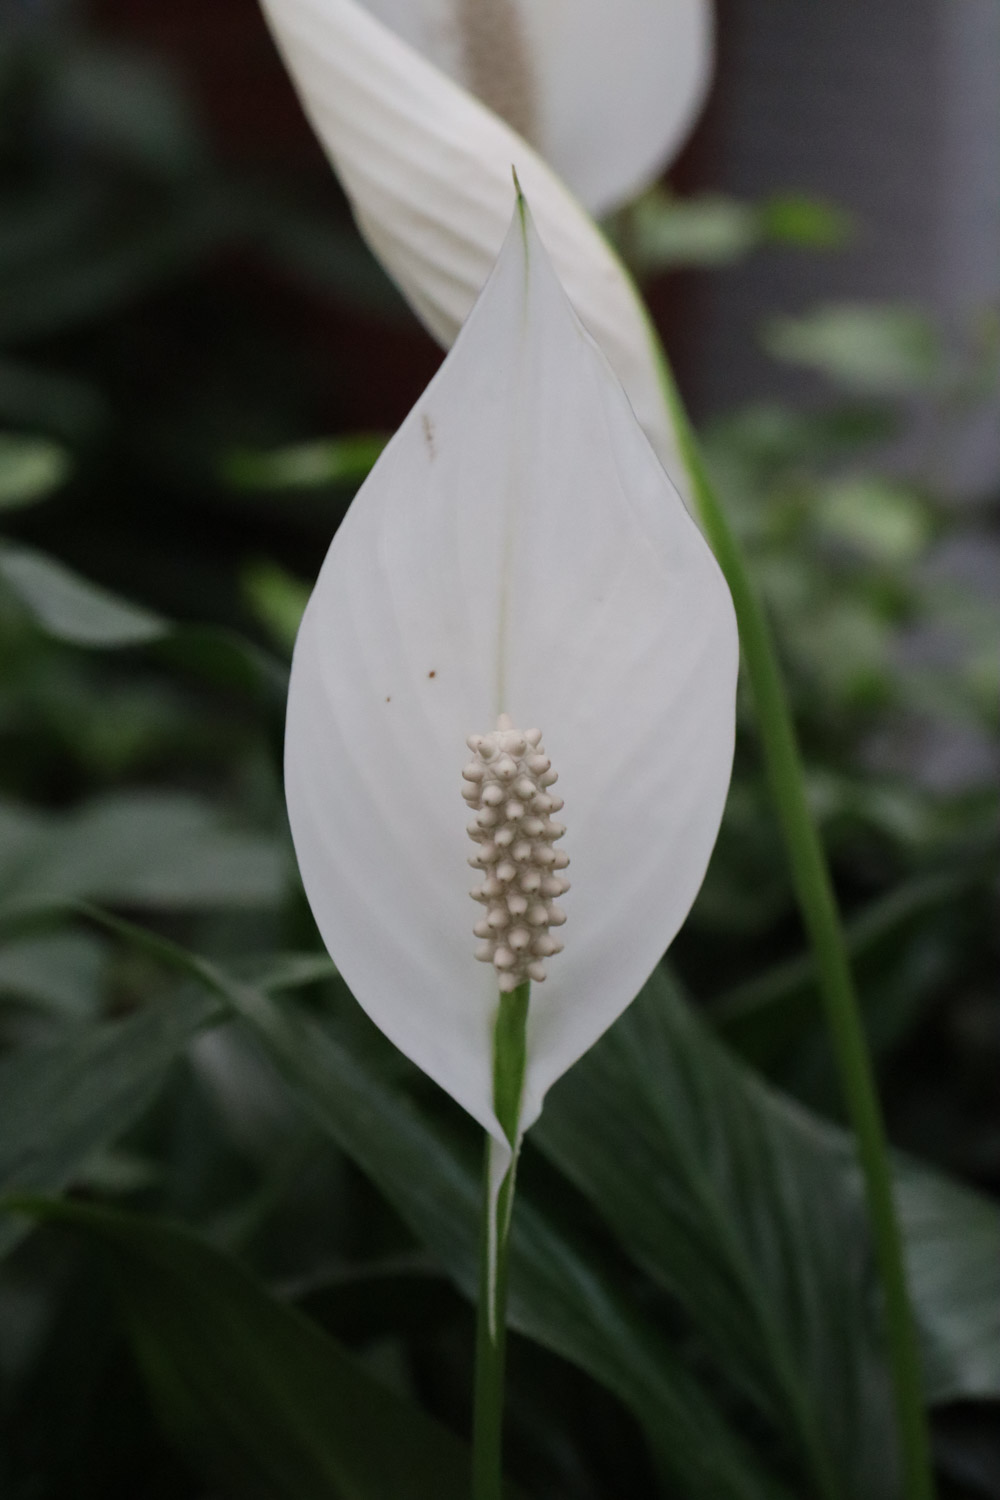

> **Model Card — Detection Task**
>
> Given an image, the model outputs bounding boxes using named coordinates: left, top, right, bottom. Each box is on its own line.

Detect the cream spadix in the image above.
left=257, top=0, right=688, bottom=496
left=465, top=715, right=569, bottom=992
left=354, top=0, right=714, bottom=218
left=284, top=198, right=737, bottom=1146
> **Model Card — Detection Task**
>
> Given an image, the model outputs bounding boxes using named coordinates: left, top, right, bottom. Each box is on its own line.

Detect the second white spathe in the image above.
left=354, top=0, right=713, bottom=217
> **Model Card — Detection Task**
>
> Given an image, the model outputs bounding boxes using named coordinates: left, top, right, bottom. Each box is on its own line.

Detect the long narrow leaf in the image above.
left=537, top=968, right=893, bottom=1500
left=0, top=992, right=219, bottom=1257
left=75, top=909, right=790, bottom=1500
left=536, top=967, right=1000, bottom=1496
left=15, top=1199, right=492, bottom=1500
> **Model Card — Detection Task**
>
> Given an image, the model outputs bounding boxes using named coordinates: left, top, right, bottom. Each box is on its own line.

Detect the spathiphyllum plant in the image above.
left=284, top=195, right=738, bottom=1495
left=267, top=2, right=937, bottom=1495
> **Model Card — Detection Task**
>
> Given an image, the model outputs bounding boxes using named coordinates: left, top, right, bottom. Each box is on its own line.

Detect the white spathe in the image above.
left=284, top=200, right=737, bottom=1147
left=257, top=0, right=689, bottom=498
left=354, top=0, right=713, bottom=217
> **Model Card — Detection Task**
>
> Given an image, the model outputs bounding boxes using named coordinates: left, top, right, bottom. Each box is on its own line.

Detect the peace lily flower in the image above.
left=284, top=197, right=737, bottom=1160
left=351, top=0, right=713, bottom=217
left=258, top=0, right=691, bottom=494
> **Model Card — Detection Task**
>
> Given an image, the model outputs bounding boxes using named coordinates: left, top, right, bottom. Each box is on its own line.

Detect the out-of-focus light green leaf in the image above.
left=12, top=1199, right=509, bottom=1500
left=243, top=562, right=310, bottom=655
left=759, top=193, right=854, bottom=249
left=224, top=434, right=386, bottom=491
left=627, top=189, right=852, bottom=272
left=0, top=792, right=289, bottom=920
left=630, top=190, right=759, bottom=268
left=763, top=305, right=943, bottom=394
left=817, top=477, right=933, bottom=566
left=0, top=435, right=71, bottom=511
left=0, top=542, right=166, bottom=647
left=0, top=541, right=287, bottom=700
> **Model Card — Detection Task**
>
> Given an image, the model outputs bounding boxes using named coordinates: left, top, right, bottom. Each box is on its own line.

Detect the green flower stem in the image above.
left=472, top=981, right=529, bottom=1500
left=656, top=353, right=935, bottom=1500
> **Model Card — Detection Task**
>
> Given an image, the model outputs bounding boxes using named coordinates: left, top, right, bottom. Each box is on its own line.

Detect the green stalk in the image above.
left=472, top=981, right=529, bottom=1500
left=655, top=353, right=935, bottom=1499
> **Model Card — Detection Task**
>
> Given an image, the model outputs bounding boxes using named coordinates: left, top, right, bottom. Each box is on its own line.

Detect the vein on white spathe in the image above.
left=284, top=199, right=738, bottom=1149
left=257, top=0, right=692, bottom=499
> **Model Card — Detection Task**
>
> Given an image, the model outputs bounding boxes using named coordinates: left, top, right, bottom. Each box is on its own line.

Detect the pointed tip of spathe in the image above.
left=510, top=164, right=530, bottom=246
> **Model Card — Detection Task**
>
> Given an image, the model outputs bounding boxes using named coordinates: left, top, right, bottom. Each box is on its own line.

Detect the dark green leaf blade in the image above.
left=536, top=967, right=1000, bottom=1497
left=75, top=911, right=791, bottom=1500
left=0, top=992, right=217, bottom=1256
left=537, top=968, right=892, bottom=1500
left=16, top=1199, right=485, bottom=1500
left=223, top=971, right=791, bottom=1500
left=891, top=1164, right=1000, bottom=1406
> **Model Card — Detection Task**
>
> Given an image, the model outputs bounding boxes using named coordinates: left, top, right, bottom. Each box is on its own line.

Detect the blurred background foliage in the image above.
left=0, top=4, right=997, bottom=1499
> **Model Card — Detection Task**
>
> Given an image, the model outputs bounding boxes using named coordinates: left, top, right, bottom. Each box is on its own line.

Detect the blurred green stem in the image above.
left=472, top=982, right=529, bottom=1500
left=655, top=352, right=935, bottom=1500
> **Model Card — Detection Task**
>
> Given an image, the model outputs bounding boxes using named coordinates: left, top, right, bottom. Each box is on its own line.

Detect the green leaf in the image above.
left=76, top=912, right=791, bottom=1500
left=894, top=1164, right=1000, bottom=1405
left=627, top=190, right=851, bottom=273
left=763, top=305, right=942, bottom=394
left=0, top=434, right=71, bottom=510
left=759, top=194, right=853, bottom=250
left=15, top=1200, right=492, bottom=1500
left=224, top=434, right=386, bottom=491
left=0, top=541, right=166, bottom=646
left=226, top=981, right=789, bottom=1500
left=631, top=189, right=760, bottom=269
left=0, top=993, right=217, bottom=1257
left=0, top=929, right=106, bottom=1018
left=536, top=968, right=895, bottom=1500
left=243, top=560, right=311, bottom=653
left=0, top=792, right=288, bottom=920
left=534, top=968, right=1000, bottom=1497
left=0, top=541, right=287, bottom=698
left=816, top=477, right=932, bottom=565
left=709, top=871, right=978, bottom=1077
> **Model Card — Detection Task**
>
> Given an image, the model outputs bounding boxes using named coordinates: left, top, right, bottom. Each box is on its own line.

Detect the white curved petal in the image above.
left=257, top=0, right=688, bottom=499
left=285, top=203, right=737, bottom=1142
left=357, top=0, right=714, bottom=217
